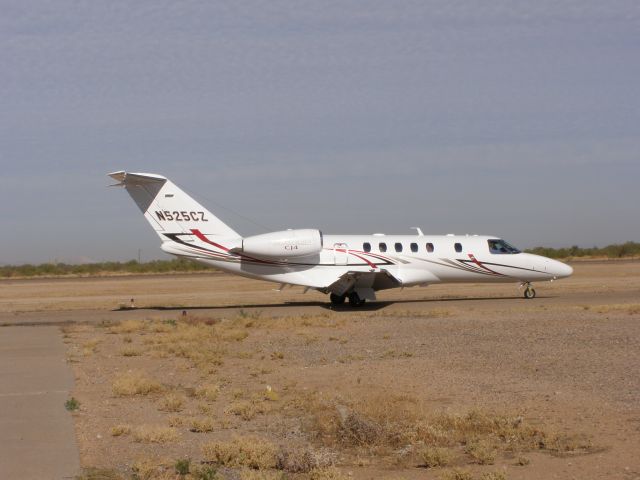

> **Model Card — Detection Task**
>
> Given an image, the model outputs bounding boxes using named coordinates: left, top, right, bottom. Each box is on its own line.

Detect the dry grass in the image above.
left=480, top=472, right=507, bottom=480
left=263, top=386, right=279, bottom=402
left=439, top=469, right=473, bottom=480
left=276, top=446, right=334, bottom=473
left=112, top=371, right=162, bottom=396
left=82, top=338, right=101, bottom=355
left=190, top=417, right=215, bottom=433
left=202, top=436, right=278, bottom=469
left=75, top=467, right=124, bottom=480
left=158, top=392, right=185, bottom=412
left=543, top=432, right=594, bottom=456
left=302, top=392, right=589, bottom=464
left=131, top=457, right=171, bottom=480
left=120, top=348, right=141, bottom=357
left=110, top=319, right=147, bottom=334
left=221, top=328, right=250, bottom=342
left=196, top=383, right=220, bottom=401
left=132, top=425, right=179, bottom=443
left=142, top=321, right=227, bottom=372
left=419, top=446, right=454, bottom=467
left=167, top=416, right=184, bottom=427
left=226, top=399, right=267, bottom=421
left=110, top=424, right=131, bottom=437
left=465, top=439, right=496, bottom=465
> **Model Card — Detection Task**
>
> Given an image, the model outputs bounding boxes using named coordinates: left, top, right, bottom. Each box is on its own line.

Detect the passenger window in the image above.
left=395, top=242, right=403, bottom=252
left=379, top=242, right=387, bottom=252
left=426, top=243, right=434, bottom=253
left=410, top=243, right=418, bottom=253
left=363, top=242, right=371, bottom=253
left=454, top=242, right=462, bottom=253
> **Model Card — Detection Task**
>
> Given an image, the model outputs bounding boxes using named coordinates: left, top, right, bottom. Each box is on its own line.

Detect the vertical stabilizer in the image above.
left=108, top=171, right=240, bottom=238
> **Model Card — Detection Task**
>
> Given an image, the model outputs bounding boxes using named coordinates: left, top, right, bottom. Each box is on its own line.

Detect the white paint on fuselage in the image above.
left=186, top=233, right=571, bottom=290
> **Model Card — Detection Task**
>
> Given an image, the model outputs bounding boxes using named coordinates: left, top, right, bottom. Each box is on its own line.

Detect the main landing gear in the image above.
left=329, top=292, right=366, bottom=307
left=522, top=283, right=536, bottom=299
left=329, top=293, right=345, bottom=305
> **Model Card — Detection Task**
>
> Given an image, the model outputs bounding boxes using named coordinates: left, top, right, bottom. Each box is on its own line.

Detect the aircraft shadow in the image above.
left=113, top=295, right=524, bottom=314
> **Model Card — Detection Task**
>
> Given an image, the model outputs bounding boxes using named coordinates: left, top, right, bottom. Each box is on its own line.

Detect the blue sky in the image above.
left=1, top=1, right=639, bottom=264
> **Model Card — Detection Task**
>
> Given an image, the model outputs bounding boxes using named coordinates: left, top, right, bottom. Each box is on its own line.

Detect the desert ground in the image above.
left=1, top=261, right=639, bottom=480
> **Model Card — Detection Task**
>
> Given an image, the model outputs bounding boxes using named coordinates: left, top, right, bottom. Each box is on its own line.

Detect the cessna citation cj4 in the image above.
left=109, top=171, right=573, bottom=307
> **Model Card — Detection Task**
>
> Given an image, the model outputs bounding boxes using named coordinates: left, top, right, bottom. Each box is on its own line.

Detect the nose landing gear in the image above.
left=521, top=283, right=536, bottom=299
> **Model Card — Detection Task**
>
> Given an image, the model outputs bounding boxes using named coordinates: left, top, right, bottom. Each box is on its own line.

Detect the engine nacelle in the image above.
left=240, top=229, right=323, bottom=259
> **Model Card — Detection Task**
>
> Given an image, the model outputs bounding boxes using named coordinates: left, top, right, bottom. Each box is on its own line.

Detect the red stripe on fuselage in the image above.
left=468, top=253, right=503, bottom=276
left=190, top=229, right=290, bottom=266
left=191, top=229, right=230, bottom=251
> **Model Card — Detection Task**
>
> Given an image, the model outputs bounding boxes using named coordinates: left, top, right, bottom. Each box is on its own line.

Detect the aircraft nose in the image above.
left=549, top=260, right=573, bottom=279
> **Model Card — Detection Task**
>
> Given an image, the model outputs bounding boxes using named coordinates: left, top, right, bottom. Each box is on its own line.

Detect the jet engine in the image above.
left=239, top=229, right=323, bottom=259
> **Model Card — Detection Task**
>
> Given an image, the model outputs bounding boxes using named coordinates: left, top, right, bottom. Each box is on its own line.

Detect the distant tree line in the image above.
left=0, top=258, right=216, bottom=278
left=524, top=241, right=640, bottom=259
left=1, top=242, right=638, bottom=278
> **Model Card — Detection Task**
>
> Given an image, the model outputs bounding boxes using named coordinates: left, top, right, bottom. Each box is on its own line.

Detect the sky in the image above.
left=1, top=1, right=639, bottom=264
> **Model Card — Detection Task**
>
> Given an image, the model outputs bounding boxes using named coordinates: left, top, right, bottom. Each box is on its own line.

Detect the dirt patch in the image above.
left=8, top=262, right=640, bottom=479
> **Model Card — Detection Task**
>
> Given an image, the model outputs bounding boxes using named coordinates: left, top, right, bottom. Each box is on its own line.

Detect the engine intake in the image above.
left=240, top=229, right=323, bottom=259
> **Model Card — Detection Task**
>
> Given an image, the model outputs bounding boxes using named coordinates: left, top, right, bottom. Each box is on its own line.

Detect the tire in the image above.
left=329, top=293, right=346, bottom=305
left=524, top=288, right=536, bottom=299
left=348, top=292, right=365, bottom=307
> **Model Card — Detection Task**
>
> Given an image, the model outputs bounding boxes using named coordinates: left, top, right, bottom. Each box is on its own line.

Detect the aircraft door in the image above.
left=333, top=243, right=348, bottom=266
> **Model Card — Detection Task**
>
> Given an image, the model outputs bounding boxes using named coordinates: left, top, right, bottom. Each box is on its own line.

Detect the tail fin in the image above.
left=108, top=171, right=240, bottom=238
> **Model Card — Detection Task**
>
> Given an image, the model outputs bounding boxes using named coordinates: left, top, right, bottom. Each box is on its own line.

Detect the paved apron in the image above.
left=0, top=326, right=80, bottom=479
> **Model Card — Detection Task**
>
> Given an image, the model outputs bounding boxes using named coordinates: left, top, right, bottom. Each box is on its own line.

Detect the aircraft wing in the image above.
left=326, top=269, right=401, bottom=297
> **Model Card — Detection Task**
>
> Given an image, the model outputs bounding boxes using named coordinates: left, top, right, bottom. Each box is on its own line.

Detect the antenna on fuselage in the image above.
left=411, top=227, right=424, bottom=236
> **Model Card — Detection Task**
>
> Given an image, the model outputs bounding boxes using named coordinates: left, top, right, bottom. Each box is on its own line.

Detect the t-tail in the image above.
left=108, top=171, right=241, bottom=246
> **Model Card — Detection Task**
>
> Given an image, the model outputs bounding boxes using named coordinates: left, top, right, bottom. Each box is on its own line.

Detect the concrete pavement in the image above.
left=0, top=326, right=80, bottom=479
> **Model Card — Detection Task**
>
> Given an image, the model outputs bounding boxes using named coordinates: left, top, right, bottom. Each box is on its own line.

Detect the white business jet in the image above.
left=109, top=171, right=573, bottom=307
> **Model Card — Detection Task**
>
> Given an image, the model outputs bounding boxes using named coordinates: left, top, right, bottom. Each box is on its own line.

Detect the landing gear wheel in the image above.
left=348, top=292, right=366, bottom=307
left=329, top=293, right=346, bottom=305
left=524, top=287, right=536, bottom=299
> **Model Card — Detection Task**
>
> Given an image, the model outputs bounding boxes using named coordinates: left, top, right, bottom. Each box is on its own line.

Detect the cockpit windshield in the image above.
left=488, top=239, right=521, bottom=254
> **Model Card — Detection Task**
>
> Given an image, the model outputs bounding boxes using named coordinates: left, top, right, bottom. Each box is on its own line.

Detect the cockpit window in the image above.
left=488, top=239, right=521, bottom=254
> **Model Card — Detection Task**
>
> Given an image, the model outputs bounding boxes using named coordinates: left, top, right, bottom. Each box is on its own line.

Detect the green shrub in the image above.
left=174, top=458, right=190, bottom=476
left=65, top=397, right=80, bottom=411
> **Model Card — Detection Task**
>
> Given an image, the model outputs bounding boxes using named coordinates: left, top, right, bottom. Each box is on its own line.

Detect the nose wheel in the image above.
left=522, top=283, right=536, bottom=299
